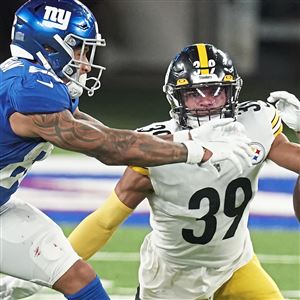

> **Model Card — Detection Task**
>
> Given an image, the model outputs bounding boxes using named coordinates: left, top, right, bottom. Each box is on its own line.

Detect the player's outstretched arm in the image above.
left=10, top=110, right=254, bottom=168
left=9, top=110, right=198, bottom=166
left=293, top=174, right=300, bottom=222
left=68, top=167, right=151, bottom=260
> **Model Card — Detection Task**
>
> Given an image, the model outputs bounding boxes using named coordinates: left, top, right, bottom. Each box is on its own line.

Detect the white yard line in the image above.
left=282, top=290, right=300, bottom=300
left=91, top=252, right=140, bottom=261
left=90, top=252, right=300, bottom=265
left=257, top=254, right=300, bottom=264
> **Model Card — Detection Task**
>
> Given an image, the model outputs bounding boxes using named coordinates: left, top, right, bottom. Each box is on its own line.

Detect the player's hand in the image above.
left=203, top=136, right=254, bottom=175
left=175, top=118, right=238, bottom=164
left=0, top=275, right=42, bottom=299
left=189, top=118, right=254, bottom=174
left=267, top=91, right=300, bottom=132
left=173, top=118, right=236, bottom=143
left=190, top=118, right=254, bottom=174
left=189, top=118, right=235, bottom=140
left=177, top=118, right=254, bottom=169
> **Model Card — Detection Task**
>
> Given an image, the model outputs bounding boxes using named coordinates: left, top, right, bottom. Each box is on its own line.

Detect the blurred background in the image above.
left=1, top=0, right=299, bottom=130
left=1, top=1, right=299, bottom=298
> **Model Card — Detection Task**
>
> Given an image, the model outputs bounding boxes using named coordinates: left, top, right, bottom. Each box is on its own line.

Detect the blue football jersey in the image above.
left=0, top=57, right=79, bottom=206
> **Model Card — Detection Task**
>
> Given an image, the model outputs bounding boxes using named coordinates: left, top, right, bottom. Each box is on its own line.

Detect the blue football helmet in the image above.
left=10, top=0, right=106, bottom=97
left=163, top=43, right=243, bottom=128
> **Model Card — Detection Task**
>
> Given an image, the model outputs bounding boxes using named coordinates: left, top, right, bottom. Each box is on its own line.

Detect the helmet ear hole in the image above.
left=43, top=45, right=58, bottom=54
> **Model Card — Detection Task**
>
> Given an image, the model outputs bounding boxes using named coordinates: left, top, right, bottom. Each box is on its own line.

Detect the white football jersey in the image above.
left=138, top=100, right=282, bottom=271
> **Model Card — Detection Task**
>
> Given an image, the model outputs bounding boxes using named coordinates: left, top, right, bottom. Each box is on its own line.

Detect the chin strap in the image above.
left=36, top=51, right=52, bottom=71
left=66, top=73, right=87, bottom=99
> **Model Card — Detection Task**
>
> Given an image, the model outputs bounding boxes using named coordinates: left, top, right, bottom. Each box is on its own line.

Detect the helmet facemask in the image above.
left=165, top=80, right=242, bottom=129
left=58, top=33, right=106, bottom=98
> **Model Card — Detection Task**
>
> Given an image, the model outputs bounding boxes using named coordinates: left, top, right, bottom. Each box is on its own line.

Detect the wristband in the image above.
left=173, top=130, right=190, bottom=142
left=182, top=140, right=205, bottom=164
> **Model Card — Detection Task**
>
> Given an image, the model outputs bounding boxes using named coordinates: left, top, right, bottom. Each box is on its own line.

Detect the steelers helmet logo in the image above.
left=250, top=142, right=265, bottom=165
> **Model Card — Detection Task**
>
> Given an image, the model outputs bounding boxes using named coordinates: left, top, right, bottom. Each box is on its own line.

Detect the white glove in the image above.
left=190, top=117, right=250, bottom=140
left=267, top=91, right=300, bottom=131
left=0, top=276, right=42, bottom=299
left=173, top=118, right=236, bottom=142
left=189, top=118, right=236, bottom=140
left=191, top=118, right=253, bottom=174
left=202, top=136, right=253, bottom=175
left=174, top=118, right=238, bottom=164
left=179, top=118, right=254, bottom=173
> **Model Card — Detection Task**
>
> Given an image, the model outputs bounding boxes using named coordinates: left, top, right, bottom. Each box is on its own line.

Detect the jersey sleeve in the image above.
left=130, top=119, right=177, bottom=173
left=9, top=71, right=74, bottom=114
left=237, top=100, right=283, bottom=158
left=257, top=100, right=283, bottom=138
left=270, top=108, right=283, bottom=138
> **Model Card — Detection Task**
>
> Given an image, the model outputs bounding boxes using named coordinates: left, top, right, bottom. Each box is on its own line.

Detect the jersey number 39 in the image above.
left=182, top=177, right=252, bottom=245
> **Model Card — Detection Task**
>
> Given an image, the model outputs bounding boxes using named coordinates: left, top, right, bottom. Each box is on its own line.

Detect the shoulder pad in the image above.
left=9, top=66, right=74, bottom=114
left=237, top=100, right=282, bottom=138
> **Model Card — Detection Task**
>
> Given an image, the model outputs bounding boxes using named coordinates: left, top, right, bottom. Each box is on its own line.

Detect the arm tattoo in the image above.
left=73, top=109, right=107, bottom=128
left=31, top=110, right=187, bottom=166
left=32, top=111, right=101, bottom=147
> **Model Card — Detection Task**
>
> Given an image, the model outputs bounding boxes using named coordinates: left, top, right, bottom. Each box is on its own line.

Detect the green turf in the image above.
left=62, top=226, right=300, bottom=297
left=251, top=230, right=300, bottom=292
left=89, top=228, right=150, bottom=292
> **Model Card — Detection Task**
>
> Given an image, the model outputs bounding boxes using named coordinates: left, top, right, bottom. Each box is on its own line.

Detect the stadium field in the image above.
left=26, top=226, right=299, bottom=300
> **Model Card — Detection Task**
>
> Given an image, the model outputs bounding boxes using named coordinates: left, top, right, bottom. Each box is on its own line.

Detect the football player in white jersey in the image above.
left=1, top=1, right=255, bottom=299
left=69, top=44, right=300, bottom=300
left=1, top=42, right=299, bottom=298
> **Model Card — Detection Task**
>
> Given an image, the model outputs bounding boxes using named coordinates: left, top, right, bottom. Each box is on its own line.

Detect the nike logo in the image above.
left=37, top=79, right=54, bottom=88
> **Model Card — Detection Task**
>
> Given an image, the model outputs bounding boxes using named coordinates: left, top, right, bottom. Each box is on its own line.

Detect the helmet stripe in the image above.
left=196, top=44, right=209, bottom=75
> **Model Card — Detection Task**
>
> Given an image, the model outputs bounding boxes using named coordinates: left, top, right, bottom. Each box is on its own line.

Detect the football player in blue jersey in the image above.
left=2, top=41, right=299, bottom=300
left=0, top=1, right=256, bottom=300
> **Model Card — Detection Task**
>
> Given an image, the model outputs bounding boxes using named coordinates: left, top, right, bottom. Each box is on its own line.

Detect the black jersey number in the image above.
left=238, top=100, right=270, bottom=115
left=137, top=124, right=171, bottom=136
left=182, top=178, right=252, bottom=245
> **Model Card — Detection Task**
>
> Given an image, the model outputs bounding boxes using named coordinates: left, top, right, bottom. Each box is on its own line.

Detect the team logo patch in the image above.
left=42, top=6, right=71, bottom=30
left=250, top=142, right=265, bottom=165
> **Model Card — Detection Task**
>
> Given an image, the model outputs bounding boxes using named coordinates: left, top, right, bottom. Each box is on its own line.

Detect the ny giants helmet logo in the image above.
left=42, top=6, right=71, bottom=30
